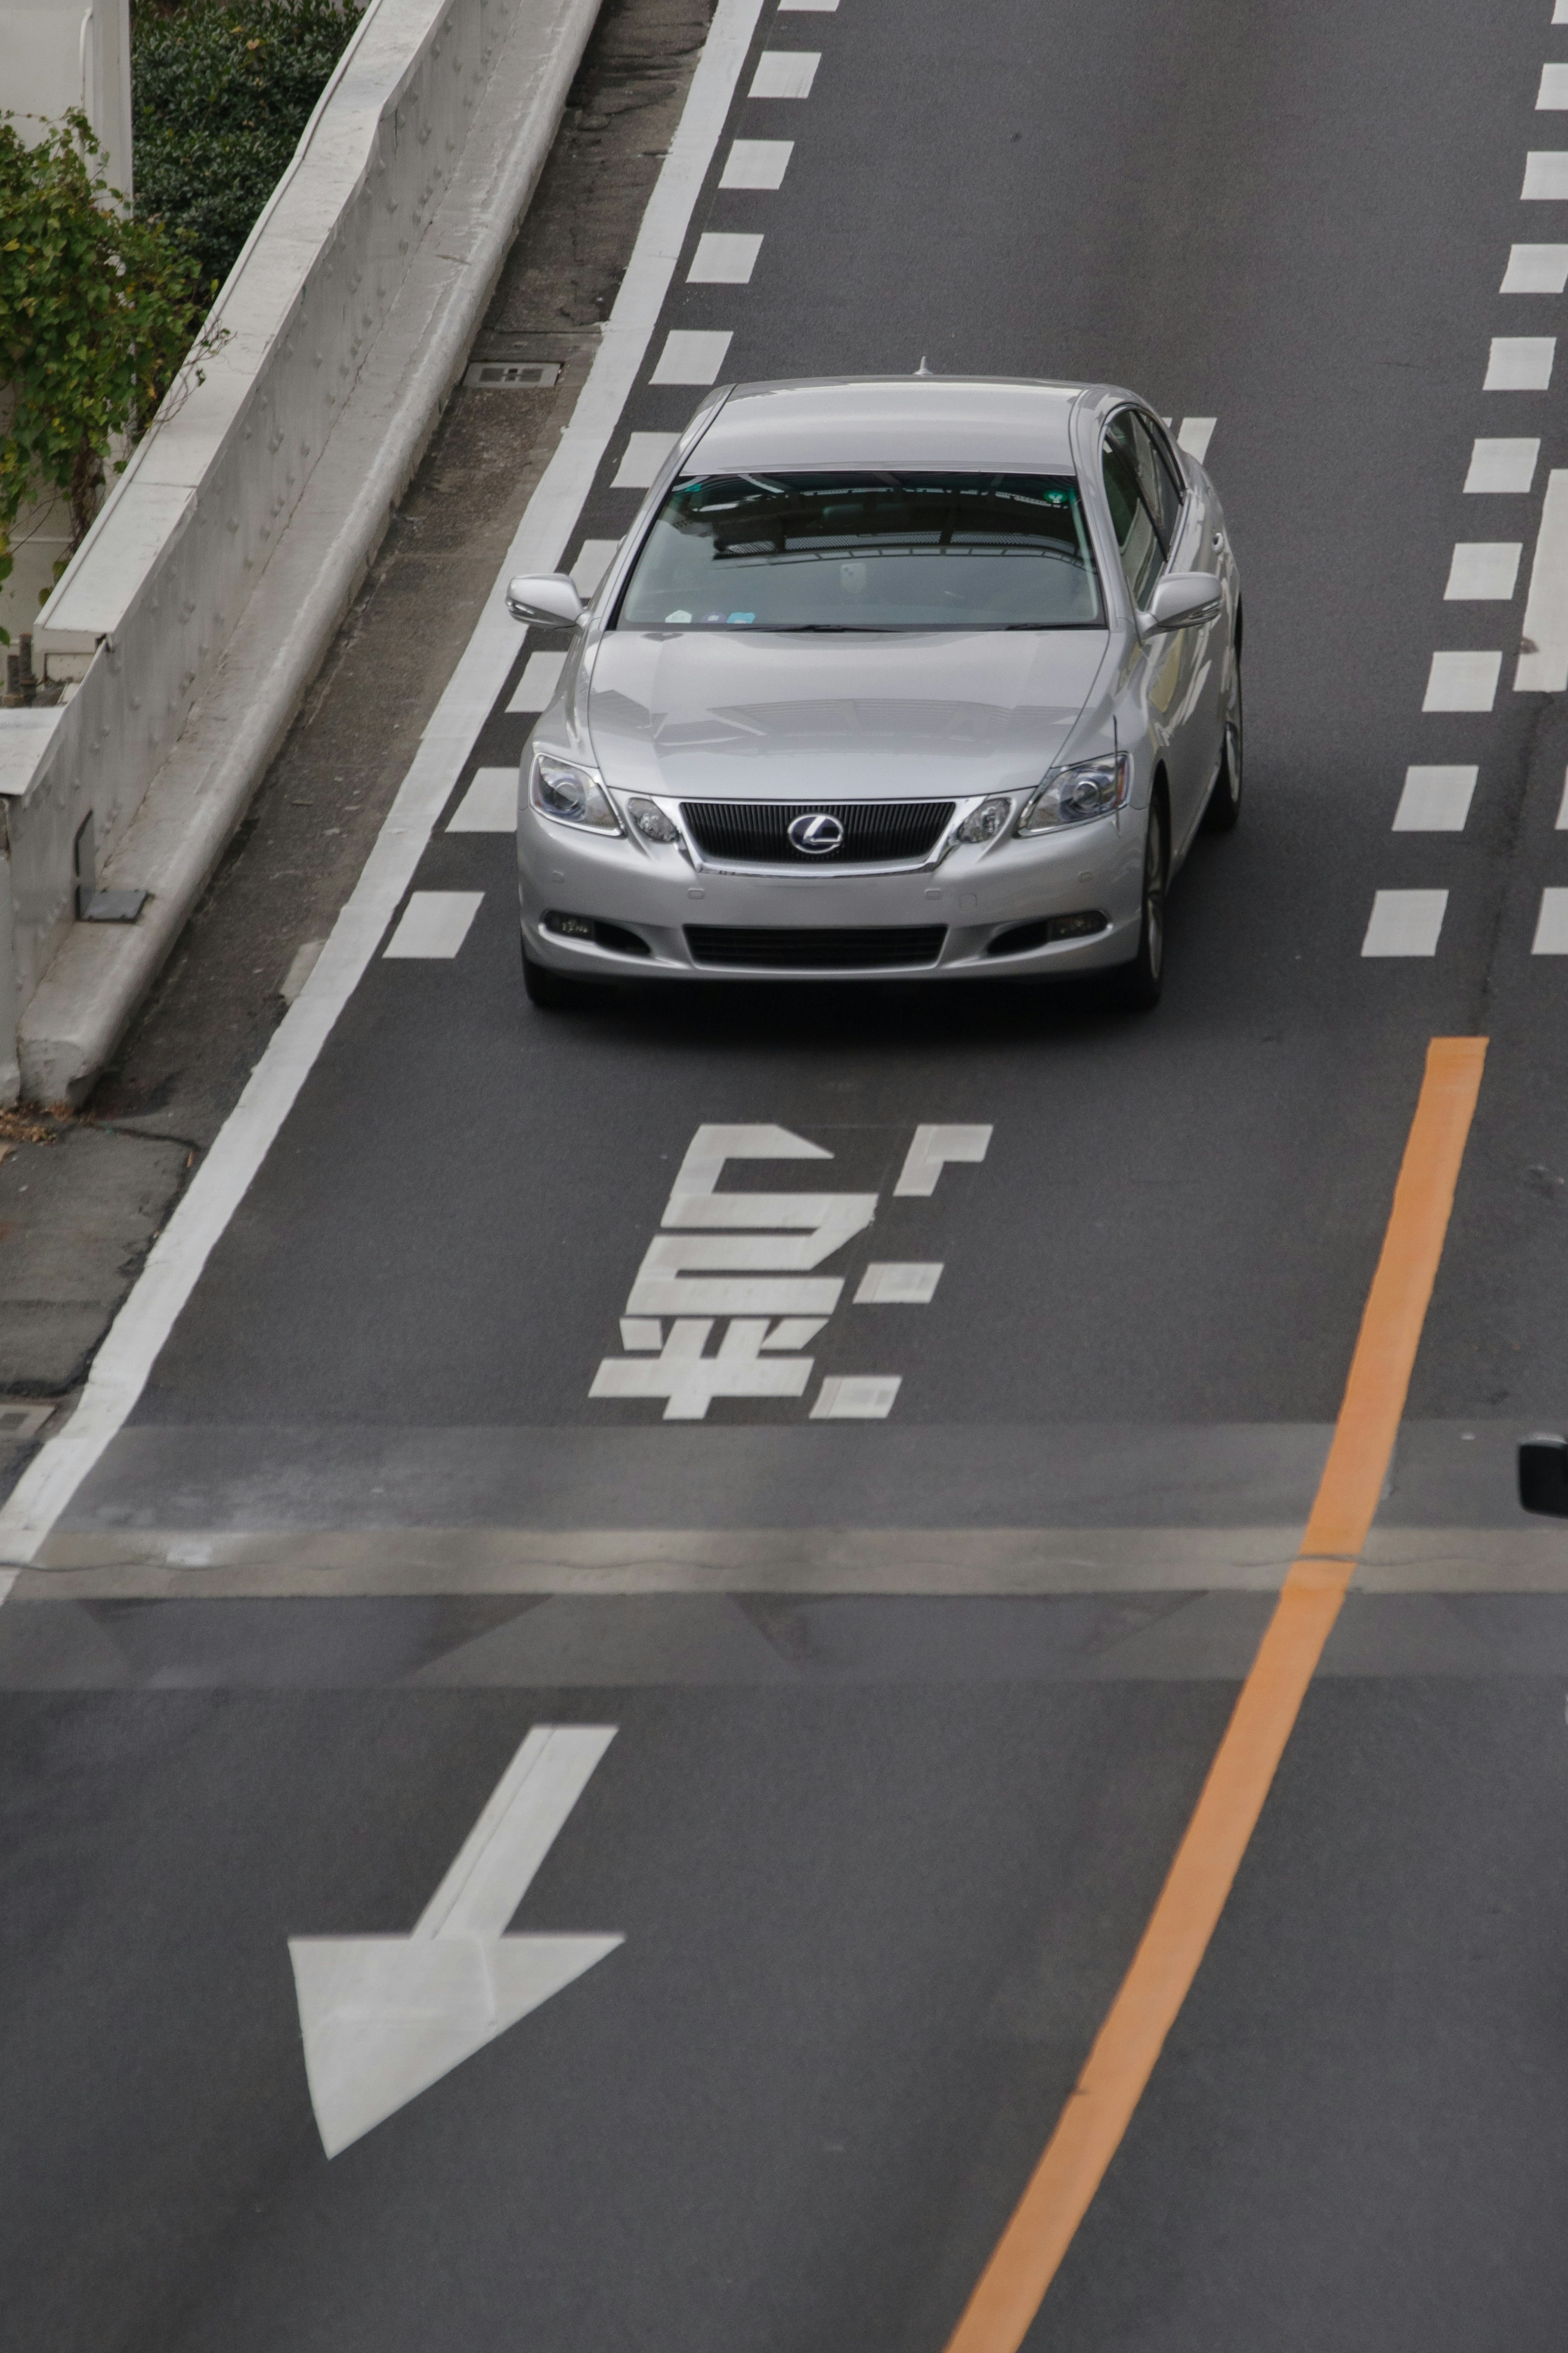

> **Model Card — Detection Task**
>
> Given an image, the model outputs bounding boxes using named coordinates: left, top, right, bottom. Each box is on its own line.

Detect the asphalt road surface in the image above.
left=9, top=0, right=1568, bottom=2346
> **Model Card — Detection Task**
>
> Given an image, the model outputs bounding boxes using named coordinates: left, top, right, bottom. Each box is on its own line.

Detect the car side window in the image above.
left=1101, top=419, right=1165, bottom=607
left=1130, top=413, right=1185, bottom=547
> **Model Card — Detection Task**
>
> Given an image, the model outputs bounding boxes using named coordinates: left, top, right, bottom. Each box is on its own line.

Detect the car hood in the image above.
left=584, top=628, right=1111, bottom=801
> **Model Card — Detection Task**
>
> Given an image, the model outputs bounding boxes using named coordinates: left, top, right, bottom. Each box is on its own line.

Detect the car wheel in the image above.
left=1202, top=655, right=1243, bottom=834
left=1114, top=795, right=1166, bottom=1010
left=521, top=939, right=581, bottom=1010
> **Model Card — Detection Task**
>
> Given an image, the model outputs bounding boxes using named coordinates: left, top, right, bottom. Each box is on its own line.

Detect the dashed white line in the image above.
left=1485, top=336, right=1556, bottom=389
left=1464, top=437, right=1540, bottom=493
left=853, top=1262, right=944, bottom=1304
left=447, top=769, right=517, bottom=832
left=1522, top=151, right=1568, bottom=197
left=810, top=1375, right=902, bottom=1420
left=571, top=539, right=621, bottom=593
left=1392, top=766, right=1477, bottom=831
left=779, top=0, right=837, bottom=11
left=719, top=136, right=793, bottom=188
left=1532, top=889, right=1568, bottom=952
left=383, top=892, right=485, bottom=959
left=1361, top=890, right=1449, bottom=958
left=612, top=432, right=679, bottom=488
left=650, top=328, right=734, bottom=383
left=1444, top=542, right=1522, bottom=598
left=689, top=231, right=763, bottom=282
left=1538, top=61, right=1568, bottom=107
left=1175, top=417, right=1216, bottom=461
left=1422, top=650, right=1501, bottom=710
left=507, top=650, right=568, bottom=712
left=749, top=49, right=819, bottom=96
left=1557, top=767, right=1568, bottom=828
left=1501, top=242, right=1568, bottom=292
left=1515, top=469, right=1568, bottom=690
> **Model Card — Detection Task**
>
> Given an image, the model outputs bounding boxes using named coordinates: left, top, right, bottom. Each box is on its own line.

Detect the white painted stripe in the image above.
left=506, top=650, right=568, bottom=713
left=779, top=0, right=837, bottom=11
left=1444, top=542, right=1522, bottom=599
left=1522, top=151, right=1568, bottom=197
left=1422, top=650, right=1501, bottom=710
left=1175, top=416, right=1216, bottom=462
left=810, top=1375, right=902, bottom=1419
left=854, top=1262, right=944, bottom=1304
left=689, top=231, right=763, bottom=283
left=1557, top=767, right=1568, bottom=828
left=0, top=0, right=771, bottom=1577
left=749, top=49, right=819, bottom=96
left=571, top=538, right=620, bottom=593
left=650, top=328, right=734, bottom=384
left=718, top=136, right=793, bottom=188
left=1392, top=766, right=1477, bottom=831
left=280, top=939, right=325, bottom=1002
left=611, top=431, right=678, bottom=488
left=1539, top=61, right=1568, bottom=106
left=1502, top=242, right=1568, bottom=292
left=1361, top=890, right=1448, bottom=958
left=383, top=891, right=484, bottom=958
left=448, top=768, right=517, bottom=832
left=1556, top=0, right=1568, bottom=22
left=894, top=1124, right=993, bottom=1195
left=1516, top=470, right=1568, bottom=689
left=1464, top=437, right=1539, bottom=493
left=1485, top=336, right=1556, bottom=389
left=1532, top=888, right=1568, bottom=952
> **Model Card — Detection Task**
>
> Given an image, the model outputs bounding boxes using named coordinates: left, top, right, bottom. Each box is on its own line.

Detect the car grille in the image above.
left=680, top=799, right=955, bottom=866
left=686, top=925, right=947, bottom=970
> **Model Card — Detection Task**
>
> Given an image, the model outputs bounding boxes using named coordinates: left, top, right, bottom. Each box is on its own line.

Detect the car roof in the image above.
left=682, top=376, right=1096, bottom=475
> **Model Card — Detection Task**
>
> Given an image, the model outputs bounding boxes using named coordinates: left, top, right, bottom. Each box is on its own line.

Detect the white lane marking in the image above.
left=779, top=0, right=837, bottom=11
left=1557, top=767, right=1568, bottom=827
left=1502, top=242, right=1568, bottom=292
left=448, top=768, right=517, bottom=832
left=571, top=538, right=620, bottom=593
left=383, top=891, right=484, bottom=958
left=612, top=431, right=679, bottom=488
left=1539, top=61, right=1568, bottom=106
left=749, top=49, right=819, bottom=95
left=591, top=1317, right=815, bottom=1417
left=1465, top=437, right=1540, bottom=493
left=1422, top=650, right=1501, bottom=710
left=1516, top=470, right=1568, bottom=689
left=1392, top=766, right=1477, bottom=831
left=1523, top=151, right=1568, bottom=197
left=0, top=0, right=772, bottom=1575
left=1444, top=543, right=1522, bottom=599
left=1175, top=417, right=1216, bottom=461
left=620, top=1318, right=663, bottom=1349
left=689, top=231, right=763, bottom=283
left=650, top=328, right=734, bottom=384
left=719, top=136, right=793, bottom=187
left=1556, top=2, right=1568, bottom=24
left=760, top=1315, right=827, bottom=1348
left=894, top=1123, right=993, bottom=1195
left=811, top=1375, right=902, bottom=1419
left=280, top=939, right=325, bottom=1002
left=506, top=649, right=568, bottom=713
left=1532, top=889, right=1568, bottom=952
left=290, top=1726, right=620, bottom=2157
left=854, top=1262, right=943, bottom=1304
left=1361, top=890, right=1448, bottom=957
left=1485, top=336, right=1556, bottom=388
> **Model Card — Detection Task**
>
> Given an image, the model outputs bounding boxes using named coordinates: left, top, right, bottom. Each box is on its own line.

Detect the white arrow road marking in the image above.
left=289, top=1726, right=621, bottom=2158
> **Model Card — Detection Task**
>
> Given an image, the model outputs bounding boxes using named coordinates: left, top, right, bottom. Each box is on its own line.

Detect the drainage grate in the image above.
left=463, top=360, right=561, bottom=390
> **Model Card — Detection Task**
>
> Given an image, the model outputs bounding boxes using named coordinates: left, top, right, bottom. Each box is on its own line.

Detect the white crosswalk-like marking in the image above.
left=1464, top=438, right=1539, bottom=493
left=1538, top=61, right=1568, bottom=106
left=1392, top=767, right=1477, bottom=832
left=507, top=651, right=567, bottom=714
left=1524, top=151, right=1568, bottom=197
left=1501, top=244, right=1568, bottom=293
left=612, top=433, right=679, bottom=488
left=383, top=892, right=484, bottom=959
left=719, top=137, right=793, bottom=188
left=1532, top=889, right=1568, bottom=953
left=448, top=769, right=517, bottom=832
left=1485, top=337, right=1556, bottom=389
left=1423, top=650, right=1501, bottom=711
left=689, top=233, right=762, bottom=283
left=1361, top=890, right=1448, bottom=958
left=1444, top=544, right=1521, bottom=599
left=1176, top=417, right=1216, bottom=462
left=571, top=540, right=620, bottom=594
left=650, top=330, right=734, bottom=385
left=749, top=50, right=819, bottom=96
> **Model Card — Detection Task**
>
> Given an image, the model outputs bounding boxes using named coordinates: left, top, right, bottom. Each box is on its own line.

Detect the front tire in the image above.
left=1202, top=656, right=1243, bottom=834
left=1113, top=795, right=1166, bottom=1010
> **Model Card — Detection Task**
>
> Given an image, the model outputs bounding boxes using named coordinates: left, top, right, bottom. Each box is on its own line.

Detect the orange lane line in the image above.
left=942, top=1034, right=1488, bottom=2353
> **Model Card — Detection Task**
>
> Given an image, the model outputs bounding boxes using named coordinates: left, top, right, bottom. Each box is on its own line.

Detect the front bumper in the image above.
left=517, top=799, right=1147, bottom=981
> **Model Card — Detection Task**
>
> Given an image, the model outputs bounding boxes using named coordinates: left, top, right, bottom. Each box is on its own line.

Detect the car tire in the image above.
left=521, top=939, right=581, bottom=1010
left=1202, top=656, right=1243, bottom=834
left=1113, top=795, right=1166, bottom=1011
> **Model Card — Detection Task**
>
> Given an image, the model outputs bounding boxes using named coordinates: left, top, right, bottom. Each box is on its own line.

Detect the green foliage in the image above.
left=0, top=110, right=218, bottom=640
left=133, top=0, right=364, bottom=295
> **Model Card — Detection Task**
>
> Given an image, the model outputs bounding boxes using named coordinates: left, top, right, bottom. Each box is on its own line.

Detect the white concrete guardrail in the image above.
left=0, top=0, right=602, bottom=1102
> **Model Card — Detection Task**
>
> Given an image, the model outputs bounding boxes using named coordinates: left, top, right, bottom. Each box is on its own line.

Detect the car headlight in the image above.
left=954, top=794, right=1012, bottom=844
left=530, top=751, right=621, bottom=832
left=1017, top=752, right=1131, bottom=833
left=626, top=796, right=681, bottom=844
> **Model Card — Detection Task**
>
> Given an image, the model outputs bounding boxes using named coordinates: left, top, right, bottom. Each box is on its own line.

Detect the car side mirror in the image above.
left=1143, top=571, right=1223, bottom=631
left=505, top=573, right=586, bottom=627
left=1519, top=1435, right=1568, bottom=1515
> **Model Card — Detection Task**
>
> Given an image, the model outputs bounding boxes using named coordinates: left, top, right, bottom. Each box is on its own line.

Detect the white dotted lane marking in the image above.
left=1423, top=650, right=1502, bottom=710
left=1361, top=890, right=1449, bottom=957
left=1393, top=767, right=1478, bottom=831
left=1516, top=469, right=1568, bottom=689
left=1465, top=438, right=1540, bottom=492
left=1445, top=543, right=1523, bottom=598
left=383, top=892, right=484, bottom=959
left=1485, top=336, right=1556, bottom=388
left=1175, top=417, right=1216, bottom=461
left=779, top=0, right=837, bottom=12
left=506, top=650, right=568, bottom=712
left=1555, top=0, right=1568, bottom=24
left=1532, top=890, right=1568, bottom=951
left=719, top=137, right=793, bottom=187
left=811, top=1376, right=902, bottom=1420
left=854, top=1263, right=944, bottom=1304
left=1502, top=243, right=1568, bottom=292
left=688, top=231, right=764, bottom=282
left=1523, top=152, right=1568, bottom=196
left=571, top=540, right=621, bottom=593
left=1538, top=62, right=1568, bottom=107
left=612, top=432, right=679, bottom=488
left=1556, top=767, right=1568, bottom=827
left=650, top=328, right=734, bottom=384
left=749, top=50, right=820, bottom=96
left=448, top=769, right=517, bottom=832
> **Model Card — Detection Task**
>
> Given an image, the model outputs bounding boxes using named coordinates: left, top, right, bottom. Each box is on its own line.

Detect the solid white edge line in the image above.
left=0, top=0, right=768, bottom=1583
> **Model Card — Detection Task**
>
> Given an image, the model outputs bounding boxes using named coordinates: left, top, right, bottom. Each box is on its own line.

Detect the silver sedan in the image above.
left=506, top=375, right=1241, bottom=1008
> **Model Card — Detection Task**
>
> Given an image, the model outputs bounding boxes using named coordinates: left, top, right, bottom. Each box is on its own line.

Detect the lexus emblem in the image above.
left=787, top=811, right=844, bottom=856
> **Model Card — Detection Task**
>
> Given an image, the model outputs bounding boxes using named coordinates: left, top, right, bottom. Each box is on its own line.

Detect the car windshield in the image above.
left=613, top=471, right=1103, bottom=631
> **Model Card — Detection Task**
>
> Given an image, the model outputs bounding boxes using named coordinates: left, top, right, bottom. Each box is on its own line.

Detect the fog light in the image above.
left=545, top=911, right=594, bottom=939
